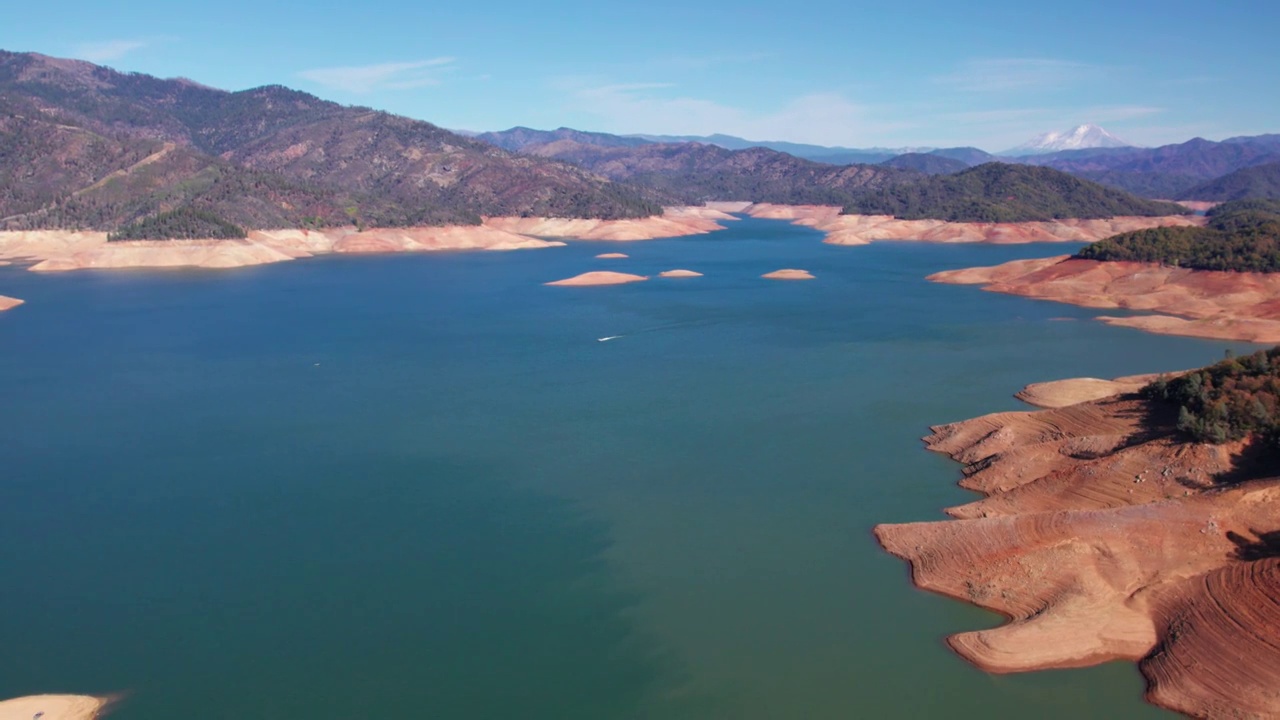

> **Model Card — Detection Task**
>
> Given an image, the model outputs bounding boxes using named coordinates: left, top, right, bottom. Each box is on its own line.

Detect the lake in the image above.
left=0, top=217, right=1254, bottom=718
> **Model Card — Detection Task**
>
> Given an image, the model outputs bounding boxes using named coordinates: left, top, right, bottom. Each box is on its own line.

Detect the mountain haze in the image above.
left=482, top=137, right=922, bottom=205
left=1033, top=137, right=1280, bottom=197
left=623, top=133, right=909, bottom=164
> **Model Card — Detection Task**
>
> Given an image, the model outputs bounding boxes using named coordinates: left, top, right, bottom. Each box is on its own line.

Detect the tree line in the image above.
left=108, top=208, right=247, bottom=241
left=1144, top=347, right=1280, bottom=447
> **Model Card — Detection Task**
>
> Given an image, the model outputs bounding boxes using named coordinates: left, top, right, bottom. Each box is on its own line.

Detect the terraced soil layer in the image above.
left=875, top=383, right=1280, bottom=718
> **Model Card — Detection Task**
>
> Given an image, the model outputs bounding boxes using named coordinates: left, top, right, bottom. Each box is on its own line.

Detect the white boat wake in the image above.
left=597, top=335, right=623, bottom=342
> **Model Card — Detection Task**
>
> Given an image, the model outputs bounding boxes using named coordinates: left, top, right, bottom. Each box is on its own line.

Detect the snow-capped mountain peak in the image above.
left=1004, top=124, right=1133, bottom=155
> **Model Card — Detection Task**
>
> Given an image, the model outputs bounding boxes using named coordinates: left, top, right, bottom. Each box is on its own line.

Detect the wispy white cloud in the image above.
left=1089, top=105, right=1165, bottom=122
left=936, top=58, right=1099, bottom=93
left=74, top=39, right=149, bottom=63
left=298, top=58, right=456, bottom=93
left=559, top=79, right=910, bottom=146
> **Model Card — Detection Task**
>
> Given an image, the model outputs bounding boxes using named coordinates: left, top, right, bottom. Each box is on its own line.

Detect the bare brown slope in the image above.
left=1145, top=559, right=1280, bottom=718
left=874, top=381, right=1280, bottom=718
left=930, top=256, right=1280, bottom=343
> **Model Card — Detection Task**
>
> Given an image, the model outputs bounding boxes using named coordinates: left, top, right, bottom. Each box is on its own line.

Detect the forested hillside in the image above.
left=840, top=163, right=1189, bottom=222
left=1077, top=199, right=1280, bottom=272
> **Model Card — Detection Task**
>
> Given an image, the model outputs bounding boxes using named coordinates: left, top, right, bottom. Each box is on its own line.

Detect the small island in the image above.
left=762, top=269, right=815, bottom=280
left=658, top=269, right=703, bottom=278
left=545, top=271, right=648, bottom=286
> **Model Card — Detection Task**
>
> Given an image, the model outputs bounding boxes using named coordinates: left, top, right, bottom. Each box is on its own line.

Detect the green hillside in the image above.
left=1077, top=199, right=1280, bottom=272
left=841, top=163, right=1189, bottom=222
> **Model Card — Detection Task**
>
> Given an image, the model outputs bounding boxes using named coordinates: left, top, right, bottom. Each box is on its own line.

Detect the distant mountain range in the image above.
left=478, top=131, right=920, bottom=205
left=478, top=127, right=999, bottom=172
left=1, top=49, right=1276, bottom=237
left=1026, top=137, right=1280, bottom=198
left=623, top=133, right=923, bottom=164
left=471, top=126, right=1193, bottom=220
left=1003, top=124, right=1133, bottom=156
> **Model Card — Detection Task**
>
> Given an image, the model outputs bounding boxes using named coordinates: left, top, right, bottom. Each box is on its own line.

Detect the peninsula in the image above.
left=876, top=350, right=1280, bottom=718
left=930, top=199, right=1280, bottom=343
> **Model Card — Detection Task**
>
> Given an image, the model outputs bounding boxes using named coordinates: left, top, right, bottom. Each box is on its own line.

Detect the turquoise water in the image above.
left=0, top=217, right=1256, bottom=718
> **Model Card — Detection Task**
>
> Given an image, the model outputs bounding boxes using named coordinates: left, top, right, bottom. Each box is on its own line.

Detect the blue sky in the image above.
left=3, top=0, right=1277, bottom=150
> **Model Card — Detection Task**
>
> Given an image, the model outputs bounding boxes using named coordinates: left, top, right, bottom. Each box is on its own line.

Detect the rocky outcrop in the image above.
left=545, top=271, right=648, bottom=287
left=930, top=256, right=1280, bottom=343
left=875, top=378, right=1280, bottom=718
left=1014, top=373, right=1166, bottom=409
left=0, top=295, right=22, bottom=311
left=595, top=252, right=629, bottom=259
left=658, top=269, right=702, bottom=278
left=743, top=204, right=1204, bottom=246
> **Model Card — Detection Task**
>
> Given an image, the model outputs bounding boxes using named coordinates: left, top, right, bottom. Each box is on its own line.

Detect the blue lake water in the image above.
left=0, top=217, right=1256, bottom=718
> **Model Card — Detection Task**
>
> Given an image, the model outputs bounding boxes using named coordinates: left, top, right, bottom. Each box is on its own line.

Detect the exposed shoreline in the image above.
left=0, top=206, right=737, bottom=275
left=0, top=205, right=1221, bottom=316
left=0, top=204, right=1205, bottom=277
left=874, top=375, right=1280, bottom=718
left=742, top=203, right=1203, bottom=246
left=930, top=256, right=1280, bottom=343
